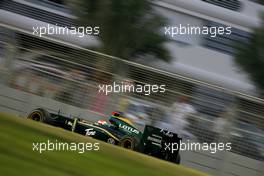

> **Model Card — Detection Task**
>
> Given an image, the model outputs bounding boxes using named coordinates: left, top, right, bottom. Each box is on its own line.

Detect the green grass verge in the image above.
left=0, top=112, right=209, bottom=176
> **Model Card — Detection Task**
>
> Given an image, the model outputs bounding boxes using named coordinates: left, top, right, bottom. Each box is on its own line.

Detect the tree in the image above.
left=74, top=0, right=171, bottom=62
left=255, top=0, right=264, bottom=5
left=234, top=14, right=264, bottom=96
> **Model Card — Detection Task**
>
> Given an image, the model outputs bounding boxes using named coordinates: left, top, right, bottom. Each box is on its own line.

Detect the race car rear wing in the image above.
left=140, top=125, right=181, bottom=161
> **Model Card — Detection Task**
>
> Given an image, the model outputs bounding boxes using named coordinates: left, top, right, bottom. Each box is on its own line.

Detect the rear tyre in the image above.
left=174, top=154, right=181, bottom=164
left=119, top=135, right=139, bottom=151
left=27, top=108, right=51, bottom=123
left=165, top=152, right=181, bottom=164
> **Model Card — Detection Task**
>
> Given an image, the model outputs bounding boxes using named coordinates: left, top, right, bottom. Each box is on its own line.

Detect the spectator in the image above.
left=213, top=111, right=228, bottom=133
left=168, top=96, right=196, bottom=137
left=213, top=110, right=228, bottom=141
left=90, top=76, right=111, bottom=113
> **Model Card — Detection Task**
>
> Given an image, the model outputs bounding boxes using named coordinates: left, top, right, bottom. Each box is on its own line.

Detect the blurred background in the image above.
left=0, top=0, right=263, bottom=176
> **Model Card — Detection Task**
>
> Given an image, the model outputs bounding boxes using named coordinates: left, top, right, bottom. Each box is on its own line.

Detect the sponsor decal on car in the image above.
left=147, top=135, right=162, bottom=147
left=147, top=136, right=162, bottom=143
left=85, top=128, right=96, bottom=136
left=119, top=124, right=140, bottom=134
left=160, top=129, right=173, bottom=137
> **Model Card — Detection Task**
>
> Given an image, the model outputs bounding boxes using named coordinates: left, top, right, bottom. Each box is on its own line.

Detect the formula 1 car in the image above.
left=27, top=108, right=181, bottom=164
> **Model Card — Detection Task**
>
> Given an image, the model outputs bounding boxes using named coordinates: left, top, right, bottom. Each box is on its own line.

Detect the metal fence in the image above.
left=0, top=27, right=263, bottom=176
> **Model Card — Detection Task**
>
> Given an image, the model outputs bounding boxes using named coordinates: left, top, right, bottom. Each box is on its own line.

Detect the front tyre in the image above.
left=107, top=137, right=116, bottom=145
left=27, top=108, right=51, bottom=123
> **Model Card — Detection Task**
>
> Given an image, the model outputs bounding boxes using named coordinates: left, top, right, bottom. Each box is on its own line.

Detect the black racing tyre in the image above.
left=118, top=135, right=140, bottom=151
left=27, top=108, right=51, bottom=123
left=174, top=154, right=181, bottom=164
left=165, top=152, right=181, bottom=164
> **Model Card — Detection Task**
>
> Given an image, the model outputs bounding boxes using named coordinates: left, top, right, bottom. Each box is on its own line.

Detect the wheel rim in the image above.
left=107, top=138, right=115, bottom=144
left=28, top=112, right=42, bottom=121
left=122, top=139, right=132, bottom=149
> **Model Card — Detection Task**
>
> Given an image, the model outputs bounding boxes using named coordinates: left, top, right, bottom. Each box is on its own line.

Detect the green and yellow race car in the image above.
left=27, top=108, right=181, bottom=164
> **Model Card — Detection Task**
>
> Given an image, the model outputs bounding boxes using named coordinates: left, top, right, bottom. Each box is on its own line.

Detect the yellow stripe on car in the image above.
left=115, top=117, right=136, bottom=128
